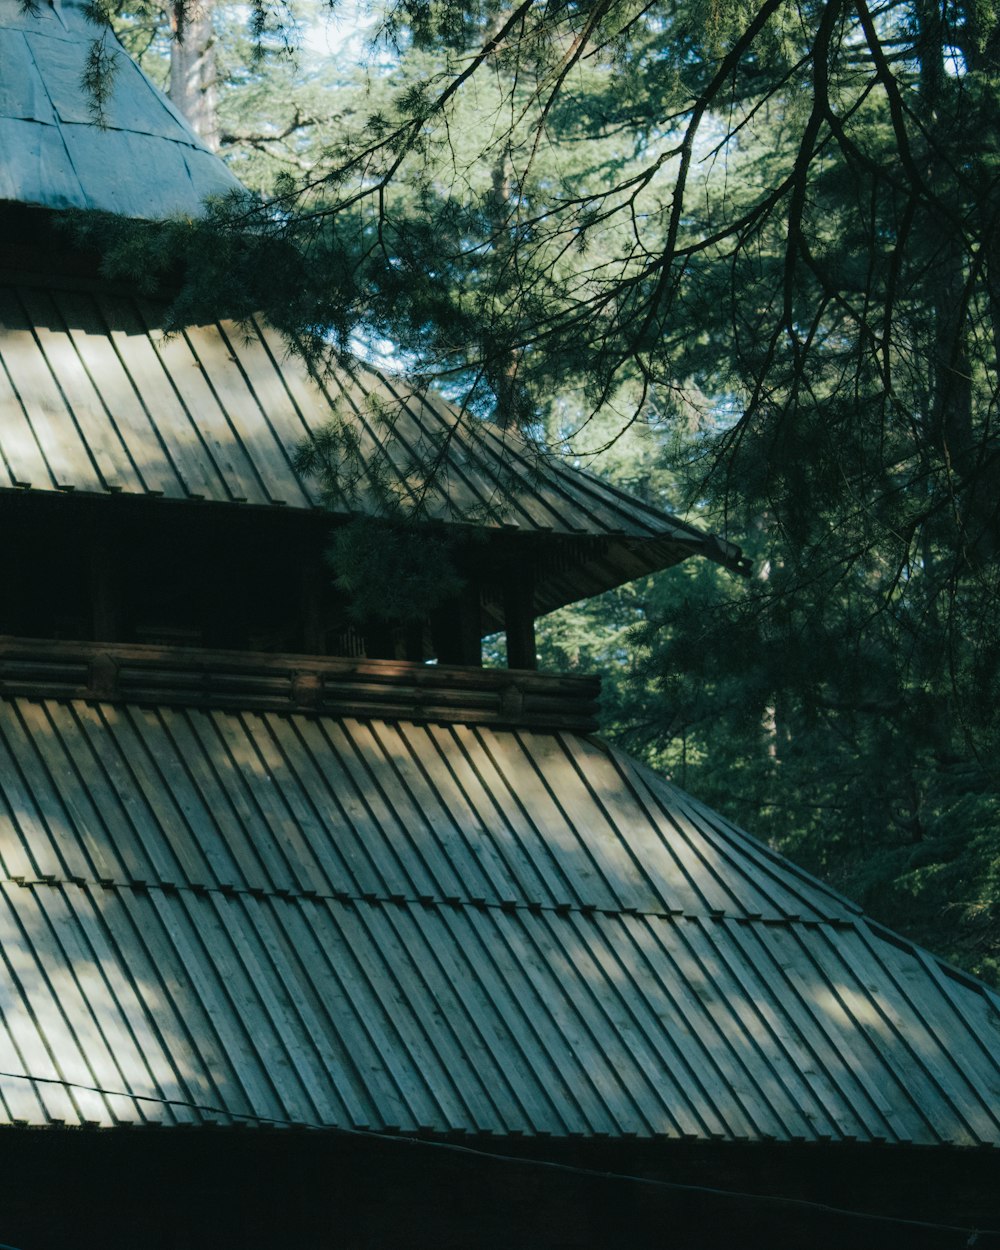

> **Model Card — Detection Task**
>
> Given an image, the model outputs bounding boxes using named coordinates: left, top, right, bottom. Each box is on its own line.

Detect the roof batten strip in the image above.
left=204, top=891, right=338, bottom=1125
left=214, top=319, right=313, bottom=507
left=619, top=914, right=754, bottom=1139
left=672, top=914, right=821, bottom=1141
left=182, top=320, right=291, bottom=506
left=573, top=913, right=724, bottom=1138
left=147, top=883, right=288, bottom=1122
left=349, top=900, right=489, bottom=1131
left=137, top=302, right=263, bottom=504
left=711, top=916, right=853, bottom=1139
left=377, top=376, right=544, bottom=529
left=317, top=899, right=452, bottom=1130
left=809, top=923, right=994, bottom=1142
left=445, top=902, right=597, bottom=1134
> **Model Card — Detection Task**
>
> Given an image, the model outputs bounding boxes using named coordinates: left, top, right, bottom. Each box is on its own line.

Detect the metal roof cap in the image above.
left=0, top=0, right=243, bottom=218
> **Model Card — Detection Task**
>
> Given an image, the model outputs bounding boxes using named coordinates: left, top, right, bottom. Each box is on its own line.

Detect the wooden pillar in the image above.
left=504, top=568, right=536, bottom=670
left=432, top=579, right=482, bottom=666
left=365, top=622, right=398, bottom=660
left=403, top=621, right=426, bottom=662
left=300, top=558, right=326, bottom=655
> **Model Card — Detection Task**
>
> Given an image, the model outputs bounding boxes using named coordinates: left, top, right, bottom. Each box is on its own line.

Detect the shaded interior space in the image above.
left=0, top=492, right=612, bottom=667
left=0, top=1129, right=996, bottom=1250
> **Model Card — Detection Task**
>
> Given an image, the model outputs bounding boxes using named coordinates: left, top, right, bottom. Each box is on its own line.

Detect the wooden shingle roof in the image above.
left=0, top=283, right=748, bottom=609
left=0, top=642, right=997, bottom=1146
left=0, top=0, right=746, bottom=594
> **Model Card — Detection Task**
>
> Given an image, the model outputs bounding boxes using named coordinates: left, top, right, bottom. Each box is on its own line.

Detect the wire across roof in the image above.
left=0, top=673, right=996, bottom=1145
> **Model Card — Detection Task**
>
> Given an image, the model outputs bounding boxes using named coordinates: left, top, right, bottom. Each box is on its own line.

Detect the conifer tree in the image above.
left=89, top=0, right=1000, bottom=980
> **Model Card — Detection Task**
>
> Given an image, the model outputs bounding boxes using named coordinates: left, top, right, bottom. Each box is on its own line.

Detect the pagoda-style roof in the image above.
left=0, top=639, right=997, bottom=1146
left=0, top=0, right=746, bottom=613
left=0, top=282, right=748, bottom=617
left=0, top=0, right=240, bottom=218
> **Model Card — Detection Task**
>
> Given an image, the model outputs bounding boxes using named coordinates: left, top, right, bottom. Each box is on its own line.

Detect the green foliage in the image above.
left=80, top=20, right=122, bottom=125
left=324, top=517, right=465, bottom=621
left=540, top=543, right=1000, bottom=984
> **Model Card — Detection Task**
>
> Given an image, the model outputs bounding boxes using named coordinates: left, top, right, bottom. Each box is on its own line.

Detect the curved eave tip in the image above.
left=700, top=533, right=752, bottom=577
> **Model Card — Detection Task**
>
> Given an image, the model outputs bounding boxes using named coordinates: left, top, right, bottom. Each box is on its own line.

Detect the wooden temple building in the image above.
left=0, top=1, right=998, bottom=1245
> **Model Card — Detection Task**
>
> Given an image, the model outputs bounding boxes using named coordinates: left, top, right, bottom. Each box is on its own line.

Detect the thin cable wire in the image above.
left=0, top=1068, right=996, bottom=1243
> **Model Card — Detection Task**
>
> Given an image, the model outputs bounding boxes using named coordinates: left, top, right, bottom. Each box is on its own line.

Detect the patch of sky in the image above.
left=350, top=331, right=410, bottom=371
left=300, top=0, right=397, bottom=70
left=943, top=45, right=966, bottom=77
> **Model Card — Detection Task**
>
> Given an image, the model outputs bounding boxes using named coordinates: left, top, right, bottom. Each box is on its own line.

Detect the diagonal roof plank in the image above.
left=0, top=654, right=996, bottom=1147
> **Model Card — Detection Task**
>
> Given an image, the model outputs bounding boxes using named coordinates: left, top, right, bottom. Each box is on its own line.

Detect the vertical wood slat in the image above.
left=99, top=295, right=218, bottom=501
left=431, top=580, right=483, bottom=667
left=215, top=320, right=313, bottom=507
left=89, top=522, right=121, bottom=642
left=504, top=567, right=537, bottom=670
left=137, top=304, right=265, bottom=504
left=56, top=290, right=184, bottom=498
left=189, top=322, right=300, bottom=507
left=17, top=286, right=132, bottom=490
left=0, top=287, right=86, bottom=489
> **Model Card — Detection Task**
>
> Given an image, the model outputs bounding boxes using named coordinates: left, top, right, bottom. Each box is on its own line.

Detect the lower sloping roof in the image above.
left=0, top=679, right=998, bottom=1146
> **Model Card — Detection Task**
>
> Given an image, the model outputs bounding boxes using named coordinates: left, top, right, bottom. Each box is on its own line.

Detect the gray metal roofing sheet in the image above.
left=0, top=283, right=735, bottom=558
left=0, top=0, right=241, bottom=216
left=0, top=691, right=997, bottom=1145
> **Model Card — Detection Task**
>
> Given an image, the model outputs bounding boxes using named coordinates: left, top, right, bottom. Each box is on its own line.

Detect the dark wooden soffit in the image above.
left=0, top=637, right=601, bottom=732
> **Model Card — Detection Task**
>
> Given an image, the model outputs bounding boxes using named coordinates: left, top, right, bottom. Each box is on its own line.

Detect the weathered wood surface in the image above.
left=0, top=686, right=996, bottom=1145
left=0, top=636, right=601, bottom=730
left=0, top=283, right=747, bottom=584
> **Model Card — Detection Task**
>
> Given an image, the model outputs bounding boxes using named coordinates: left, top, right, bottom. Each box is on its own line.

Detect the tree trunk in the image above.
left=169, top=0, right=219, bottom=151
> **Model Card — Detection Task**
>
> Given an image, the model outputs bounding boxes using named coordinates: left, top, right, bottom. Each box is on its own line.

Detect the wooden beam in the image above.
left=0, top=636, right=602, bottom=732
left=432, top=579, right=482, bottom=666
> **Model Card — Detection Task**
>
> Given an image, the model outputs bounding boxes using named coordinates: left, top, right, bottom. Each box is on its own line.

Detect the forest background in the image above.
left=95, top=0, right=1000, bottom=983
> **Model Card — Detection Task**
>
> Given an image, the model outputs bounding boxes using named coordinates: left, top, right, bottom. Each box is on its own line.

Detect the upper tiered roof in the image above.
left=0, top=0, right=748, bottom=618
left=0, top=0, right=240, bottom=218
left=0, top=283, right=747, bottom=612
